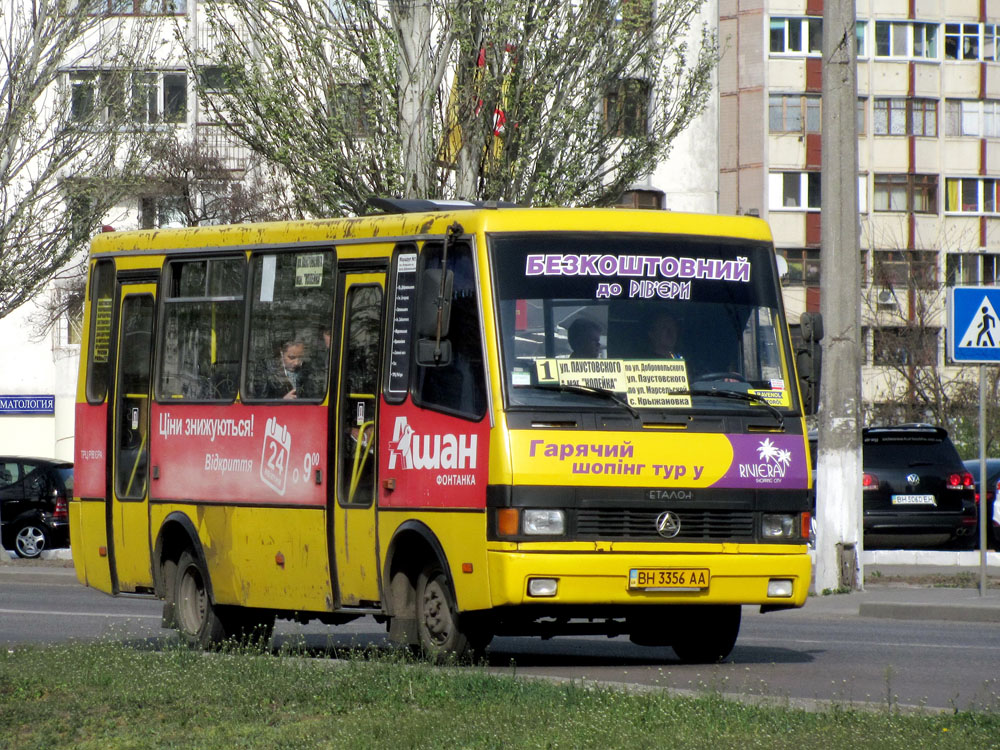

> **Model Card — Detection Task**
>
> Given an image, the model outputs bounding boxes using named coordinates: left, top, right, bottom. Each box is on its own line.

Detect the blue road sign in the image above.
left=949, top=287, right=1000, bottom=363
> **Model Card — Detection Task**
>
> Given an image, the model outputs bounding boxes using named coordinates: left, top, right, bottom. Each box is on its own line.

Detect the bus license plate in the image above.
left=629, top=568, right=710, bottom=590
left=891, top=494, right=936, bottom=505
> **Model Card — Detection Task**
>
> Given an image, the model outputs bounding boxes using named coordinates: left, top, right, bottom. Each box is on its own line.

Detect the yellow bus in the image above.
left=71, top=199, right=815, bottom=662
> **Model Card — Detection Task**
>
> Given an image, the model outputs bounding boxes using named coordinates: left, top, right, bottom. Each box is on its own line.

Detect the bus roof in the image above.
left=87, top=206, right=773, bottom=256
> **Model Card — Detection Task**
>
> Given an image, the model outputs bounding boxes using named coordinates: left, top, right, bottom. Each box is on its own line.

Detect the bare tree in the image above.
left=860, top=245, right=989, bottom=456
left=24, top=134, right=299, bottom=345
left=133, top=134, right=300, bottom=227
left=0, top=0, right=158, bottom=321
left=188, top=0, right=716, bottom=216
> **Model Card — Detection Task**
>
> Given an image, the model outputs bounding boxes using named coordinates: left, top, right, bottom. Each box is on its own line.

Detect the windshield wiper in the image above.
left=532, top=383, right=640, bottom=418
left=668, top=388, right=785, bottom=429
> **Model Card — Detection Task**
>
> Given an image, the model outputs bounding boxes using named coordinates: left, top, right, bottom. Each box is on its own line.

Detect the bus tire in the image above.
left=415, top=562, right=472, bottom=661
left=174, top=549, right=227, bottom=649
left=173, top=549, right=275, bottom=650
left=670, top=605, right=741, bottom=664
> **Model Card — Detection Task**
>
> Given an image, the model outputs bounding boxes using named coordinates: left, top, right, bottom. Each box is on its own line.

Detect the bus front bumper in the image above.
left=485, top=546, right=811, bottom=609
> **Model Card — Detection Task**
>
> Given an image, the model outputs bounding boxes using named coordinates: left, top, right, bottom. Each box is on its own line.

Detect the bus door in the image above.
left=332, top=272, right=385, bottom=606
left=109, top=283, right=155, bottom=592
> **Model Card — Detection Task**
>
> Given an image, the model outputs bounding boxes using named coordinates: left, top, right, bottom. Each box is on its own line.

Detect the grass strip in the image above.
left=1, top=641, right=998, bottom=749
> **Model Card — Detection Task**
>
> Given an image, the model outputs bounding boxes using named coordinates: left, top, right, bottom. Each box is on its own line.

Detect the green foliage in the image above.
left=189, top=0, right=716, bottom=216
left=1, top=642, right=999, bottom=749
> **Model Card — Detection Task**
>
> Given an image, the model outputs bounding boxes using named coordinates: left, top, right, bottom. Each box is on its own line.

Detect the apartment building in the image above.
left=0, top=0, right=246, bottom=459
left=719, top=0, right=1000, bottom=418
left=0, top=0, right=720, bottom=459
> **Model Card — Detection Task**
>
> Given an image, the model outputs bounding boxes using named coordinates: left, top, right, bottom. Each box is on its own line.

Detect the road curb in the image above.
left=859, top=600, right=1000, bottom=623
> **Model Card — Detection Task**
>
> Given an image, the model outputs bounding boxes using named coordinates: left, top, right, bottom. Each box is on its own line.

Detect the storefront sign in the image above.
left=0, top=395, right=55, bottom=415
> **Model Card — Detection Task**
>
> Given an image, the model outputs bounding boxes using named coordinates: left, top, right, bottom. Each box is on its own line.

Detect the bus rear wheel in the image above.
left=415, top=562, right=490, bottom=661
left=670, top=604, right=742, bottom=664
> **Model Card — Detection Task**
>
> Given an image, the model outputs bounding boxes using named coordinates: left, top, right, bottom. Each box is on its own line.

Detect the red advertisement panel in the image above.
left=150, top=403, right=328, bottom=506
left=378, top=400, right=489, bottom=509
left=74, top=402, right=107, bottom=499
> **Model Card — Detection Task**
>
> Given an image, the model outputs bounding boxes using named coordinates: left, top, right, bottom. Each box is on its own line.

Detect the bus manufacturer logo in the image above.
left=655, top=511, right=681, bottom=538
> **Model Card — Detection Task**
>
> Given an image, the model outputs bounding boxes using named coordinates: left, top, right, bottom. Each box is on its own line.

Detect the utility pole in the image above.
left=815, top=0, right=863, bottom=592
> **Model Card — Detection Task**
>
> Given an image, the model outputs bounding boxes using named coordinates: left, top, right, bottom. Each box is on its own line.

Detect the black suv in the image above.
left=0, top=457, right=73, bottom=558
left=863, top=425, right=978, bottom=549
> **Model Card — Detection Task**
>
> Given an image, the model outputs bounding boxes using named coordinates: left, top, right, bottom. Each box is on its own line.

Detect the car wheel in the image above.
left=13, top=522, right=48, bottom=559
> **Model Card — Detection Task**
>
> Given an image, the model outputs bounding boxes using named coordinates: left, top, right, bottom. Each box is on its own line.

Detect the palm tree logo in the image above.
left=757, top=438, right=792, bottom=469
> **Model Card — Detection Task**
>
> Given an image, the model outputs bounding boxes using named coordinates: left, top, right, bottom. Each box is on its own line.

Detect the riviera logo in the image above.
left=738, top=437, right=793, bottom=483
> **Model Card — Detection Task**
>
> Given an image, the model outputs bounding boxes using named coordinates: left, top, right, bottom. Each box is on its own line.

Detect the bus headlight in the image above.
left=761, top=513, right=795, bottom=539
left=523, top=509, right=565, bottom=536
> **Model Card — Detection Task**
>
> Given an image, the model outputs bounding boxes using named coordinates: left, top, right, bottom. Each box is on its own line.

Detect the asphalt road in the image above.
left=3, top=564, right=999, bottom=713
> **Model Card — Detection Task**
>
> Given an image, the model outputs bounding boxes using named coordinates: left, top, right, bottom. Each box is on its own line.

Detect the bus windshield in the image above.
left=490, top=231, right=796, bottom=414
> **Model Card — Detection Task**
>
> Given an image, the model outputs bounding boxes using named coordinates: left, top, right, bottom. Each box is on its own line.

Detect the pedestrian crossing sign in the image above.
left=948, top=287, right=1000, bottom=363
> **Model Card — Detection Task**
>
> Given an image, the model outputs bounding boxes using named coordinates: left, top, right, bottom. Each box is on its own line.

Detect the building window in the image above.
left=945, top=178, right=1000, bottom=214
left=857, top=21, right=868, bottom=58
left=870, top=250, right=939, bottom=289
left=615, top=190, right=664, bottom=209
left=873, top=327, right=938, bottom=366
left=873, top=98, right=937, bottom=137
left=130, top=71, right=187, bottom=124
left=603, top=78, right=649, bottom=137
left=944, top=23, right=999, bottom=61
left=769, top=94, right=821, bottom=133
left=140, top=196, right=186, bottom=229
left=90, top=0, right=187, bottom=15
left=199, top=66, right=231, bottom=92
left=946, top=252, right=1000, bottom=286
left=874, top=21, right=938, bottom=60
left=873, top=174, right=937, bottom=213
left=70, top=72, right=97, bottom=121
left=912, top=23, right=939, bottom=59
left=769, top=17, right=823, bottom=56
left=769, top=172, right=821, bottom=210
left=779, top=249, right=820, bottom=286
left=945, top=100, right=1000, bottom=137
left=68, top=69, right=186, bottom=124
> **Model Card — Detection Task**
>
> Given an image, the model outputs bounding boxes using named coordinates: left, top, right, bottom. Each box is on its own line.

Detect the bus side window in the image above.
left=86, top=260, right=115, bottom=404
left=245, top=251, right=334, bottom=401
left=414, top=241, right=486, bottom=419
left=158, top=257, right=244, bottom=401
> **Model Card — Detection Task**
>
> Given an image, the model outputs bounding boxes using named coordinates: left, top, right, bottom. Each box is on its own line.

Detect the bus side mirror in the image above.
left=796, top=312, right=823, bottom=415
left=417, top=268, right=453, bottom=338
left=415, top=268, right=454, bottom=366
left=415, top=338, right=452, bottom=366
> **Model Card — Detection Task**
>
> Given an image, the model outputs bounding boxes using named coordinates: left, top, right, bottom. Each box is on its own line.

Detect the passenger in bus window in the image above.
left=647, top=312, right=683, bottom=360
left=567, top=318, right=603, bottom=359
left=256, top=336, right=310, bottom=399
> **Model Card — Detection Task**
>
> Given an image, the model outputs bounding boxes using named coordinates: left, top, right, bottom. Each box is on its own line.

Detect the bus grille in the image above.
left=576, top=508, right=755, bottom=540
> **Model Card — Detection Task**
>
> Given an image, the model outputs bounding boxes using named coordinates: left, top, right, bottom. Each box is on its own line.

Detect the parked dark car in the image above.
left=962, top=458, right=1000, bottom=551
left=0, top=457, right=73, bottom=558
left=862, top=425, right=978, bottom=549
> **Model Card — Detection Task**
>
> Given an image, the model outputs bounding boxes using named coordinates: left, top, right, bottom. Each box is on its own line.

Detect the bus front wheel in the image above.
left=174, top=549, right=226, bottom=649
left=415, top=562, right=490, bottom=661
left=670, top=604, right=742, bottom=664
left=173, top=549, right=275, bottom=650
